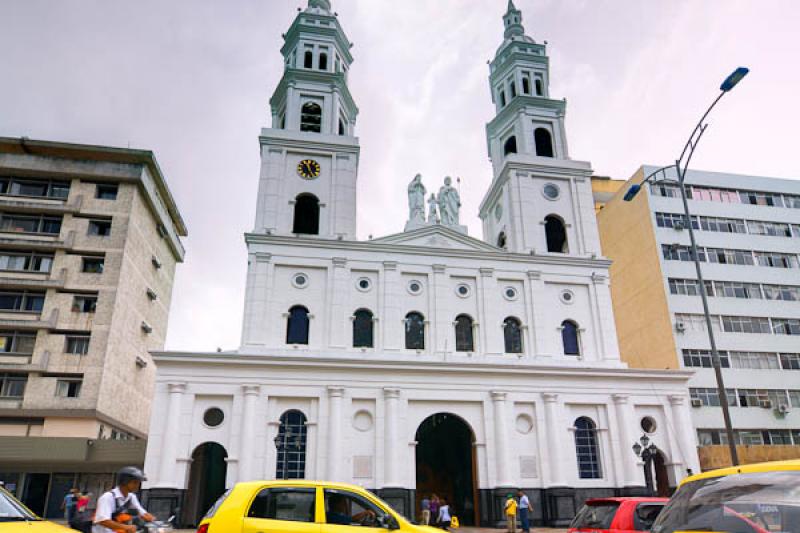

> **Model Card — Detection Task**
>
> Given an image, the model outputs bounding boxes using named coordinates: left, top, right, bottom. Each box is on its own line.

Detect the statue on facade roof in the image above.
left=428, top=193, right=440, bottom=224
left=438, top=176, right=461, bottom=226
left=407, top=174, right=426, bottom=227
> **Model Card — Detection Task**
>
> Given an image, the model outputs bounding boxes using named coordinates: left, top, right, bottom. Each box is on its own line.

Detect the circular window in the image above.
left=515, top=414, right=533, bottom=434
left=641, top=416, right=657, bottom=434
left=503, top=287, right=518, bottom=301
left=356, top=278, right=372, bottom=292
left=455, top=284, right=471, bottom=298
left=560, top=289, right=575, bottom=305
left=542, top=183, right=560, bottom=200
left=407, top=280, right=423, bottom=295
left=494, top=204, right=503, bottom=221
left=203, top=407, right=224, bottom=428
left=353, top=410, right=374, bottom=432
left=292, top=273, right=309, bottom=289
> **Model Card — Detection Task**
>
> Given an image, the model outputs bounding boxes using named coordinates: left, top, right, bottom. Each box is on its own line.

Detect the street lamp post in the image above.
left=632, top=434, right=659, bottom=494
left=624, top=67, right=749, bottom=467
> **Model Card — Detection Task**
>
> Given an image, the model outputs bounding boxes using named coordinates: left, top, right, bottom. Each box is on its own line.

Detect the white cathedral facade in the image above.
left=142, top=0, right=700, bottom=527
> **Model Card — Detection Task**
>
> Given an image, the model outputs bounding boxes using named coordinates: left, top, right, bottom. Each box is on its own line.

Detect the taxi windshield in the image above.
left=652, top=470, right=800, bottom=533
left=0, top=489, right=38, bottom=522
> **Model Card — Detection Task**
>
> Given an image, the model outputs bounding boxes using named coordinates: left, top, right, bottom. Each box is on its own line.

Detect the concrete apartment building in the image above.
left=595, top=166, right=800, bottom=471
left=0, top=137, right=186, bottom=517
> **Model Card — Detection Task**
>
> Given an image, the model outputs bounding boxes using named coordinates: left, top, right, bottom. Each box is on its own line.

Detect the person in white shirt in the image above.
left=93, top=467, right=155, bottom=533
left=437, top=498, right=451, bottom=530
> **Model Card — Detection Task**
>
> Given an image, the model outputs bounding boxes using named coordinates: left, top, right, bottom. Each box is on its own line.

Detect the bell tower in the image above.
left=254, top=0, right=360, bottom=239
left=478, top=1, right=600, bottom=257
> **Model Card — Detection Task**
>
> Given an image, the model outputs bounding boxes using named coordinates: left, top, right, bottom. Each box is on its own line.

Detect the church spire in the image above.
left=307, top=0, right=332, bottom=14
left=503, top=0, right=525, bottom=39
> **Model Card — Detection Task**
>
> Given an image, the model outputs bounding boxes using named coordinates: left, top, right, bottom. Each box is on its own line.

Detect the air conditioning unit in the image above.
left=760, top=399, right=773, bottom=409
left=673, top=221, right=685, bottom=231
left=691, top=398, right=703, bottom=408
left=675, top=321, right=686, bottom=332
left=777, top=404, right=790, bottom=415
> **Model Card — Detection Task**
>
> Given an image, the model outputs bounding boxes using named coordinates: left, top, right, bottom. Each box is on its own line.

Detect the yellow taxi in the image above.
left=197, top=480, right=442, bottom=533
left=651, top=459, right=800, bottom=533
left=0, top=485, right=73, bottom=532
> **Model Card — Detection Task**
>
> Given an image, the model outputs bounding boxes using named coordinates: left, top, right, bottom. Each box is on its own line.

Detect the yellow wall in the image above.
left=596, top=168, right=680, bottom=369
left=591, top=176, right=626, bottom=213
left=699, top=445, right=800, bottom=471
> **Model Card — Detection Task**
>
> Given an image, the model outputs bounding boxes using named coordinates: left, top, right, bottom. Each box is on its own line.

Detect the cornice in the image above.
left=280, top=13, right=354, bottom=64
left=270, top=69, right=359, bottom=117
left=260, top=129, right=360, bottom=155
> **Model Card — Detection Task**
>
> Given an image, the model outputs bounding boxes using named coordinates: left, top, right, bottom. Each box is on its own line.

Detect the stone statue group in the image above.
left=407, top=174, right=461, bottom=228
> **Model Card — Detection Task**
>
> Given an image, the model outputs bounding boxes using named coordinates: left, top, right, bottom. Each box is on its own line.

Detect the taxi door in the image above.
left=241, top=485, right=321, bottom=533
left=319, top=487, right=393, bottom=533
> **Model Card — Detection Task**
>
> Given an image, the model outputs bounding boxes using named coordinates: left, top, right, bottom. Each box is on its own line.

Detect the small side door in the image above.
left=242, top=486, right=321, bottom=533
left=320, top=488, right=393, bottom=533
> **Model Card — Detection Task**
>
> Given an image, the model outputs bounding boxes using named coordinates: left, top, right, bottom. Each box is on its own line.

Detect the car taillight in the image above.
left=196, top=524, right=209, bottom=533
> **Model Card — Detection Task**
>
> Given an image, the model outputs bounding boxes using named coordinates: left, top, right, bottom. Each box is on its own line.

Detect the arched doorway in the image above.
left=415, top=413, right=478, bottom=526
left=653, top=451, right=671, bottom=496
left=184, top=442, right=228, bottom=526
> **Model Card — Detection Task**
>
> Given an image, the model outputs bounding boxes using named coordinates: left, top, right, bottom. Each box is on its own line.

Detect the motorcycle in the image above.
left=113, top=512, right=175, bottom=533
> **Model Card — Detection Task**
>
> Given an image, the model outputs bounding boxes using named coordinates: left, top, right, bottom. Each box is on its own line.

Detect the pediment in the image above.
left=370, top=225, right=499, bottom=252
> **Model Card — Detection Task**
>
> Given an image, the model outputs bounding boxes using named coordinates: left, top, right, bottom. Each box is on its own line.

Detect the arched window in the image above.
left=503, top=136, right=517, bottom=156
left=574, top=417, right=602, bottom=479
left=562, top=320, right=580, bottom=355
left=276, top=410, right=307, bottom=479
left=497, top=231, right=507, bottom=249
left=499, top=91, right=506, bottom=107
left=405, top=312, right=425, bottom=350
left=534, top=127, right=554, bottom=157
left=503, top=317, right=523, bottom=354
left=522, top=77, right=531, bottom=95
left=319, top=53, right=328, bottom=70
left=545, top=215, right=568, bottom=253
left=304, top=51, right=313, bottom=69
left=338, top=118, right=345, bottom=136
left=454, top=314, right=474, bottom=352
left=535, top=79, right=543, bottom=96
left=353, top=309, right=374, bottom=348
left=293, top=194, right=320, bottom=235
left=300, top=102, right=322, bottom=133
left=510, top=81, right=517, bottom=98
left=286, top=305, right=310, bottom=345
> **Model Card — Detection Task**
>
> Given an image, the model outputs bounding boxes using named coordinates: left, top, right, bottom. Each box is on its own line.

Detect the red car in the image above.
left=568, top=497, right=669, bottom=532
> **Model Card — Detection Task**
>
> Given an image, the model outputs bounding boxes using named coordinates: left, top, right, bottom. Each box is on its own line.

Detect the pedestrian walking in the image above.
left=61, top=488, right=79, bottom=523
left=71, top=492, right=93, bottom=533
left=420, top=495, right=431, bottom=525
left=437, top=497, right=451, bottom=531
left=430, top=494, right=440, bottom=526
left=517, top=490, right=532, bottom=533
left=504, top=493, right=518, bottom=533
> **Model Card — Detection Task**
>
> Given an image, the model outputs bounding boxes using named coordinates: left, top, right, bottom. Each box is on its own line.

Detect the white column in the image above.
left=329, top=257, right=349, bottom=348
left=382, top=262, right=402, bottom=350
left=669, top=395, right=700, bottom=476
left=491, top=391, right=513, bottom=487
left=612, top=394, right=639, bottom=486
left=383, top=388, right=401, bottom=487
left=432, top=264, right=448, bottom=354
left=238, top=384, right=260, bottom=481
left=266, top=397, right=280, bottom=479
left=157, top=382, right=186, bottom=487
left=327, top=386, right=345, bottom=480
left=242, top=253, right=272, bottom=346
left=305, top=399, right=319, bottom=479
left=543, top=393, right=566, bottom=486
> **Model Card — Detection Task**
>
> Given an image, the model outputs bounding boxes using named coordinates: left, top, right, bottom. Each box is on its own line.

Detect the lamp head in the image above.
left=720, top=67, right=749, bottom=92
left=632, top=442, right=642, bottom=456
left=623, top=184, right=642, bottom=202
left=640, top=434, right=650, bottom=448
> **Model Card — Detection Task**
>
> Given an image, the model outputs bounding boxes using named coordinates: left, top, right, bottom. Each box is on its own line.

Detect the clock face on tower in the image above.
left=296, top=159, right=321, bottom=180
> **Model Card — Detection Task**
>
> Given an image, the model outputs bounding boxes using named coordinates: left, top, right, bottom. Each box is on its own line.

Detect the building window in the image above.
left=534, top=78, right=543, bottom=96
left=0, top=373, right=26, bottom=398
left=763, top=285, right=800, bottom=301
left=714, top=281, right=761, bottom=299
left=668, top=278, right=712, bottom=297
left=682, top=349, right=730, bottom=369
left=276, top=410, right=308, bottom=479
left=55, top=379, right=82, bottom=398
left=0, top=177, right=69, bottom=199
left=0, top=331, right=36, bottom=355
left=65, top=335, right=90, bottom=355
left=286, top=306, right=310, bottom=345
left=454, top=314, right=474, bottom=352
left=690, top=387, right=737, bottom=407
left=352, top=309, right=374, bottom=348
left=319, top=52, right=328, bottom=70
left=699, top=215, right=746, bottom=233
left=748, top=220, right=792, bottom=237
left=304, top=50, right=313, bottom=69
left=0, top=251, right=53, bottom=273
left=721, top=315, right=771, bottom=334
left=72, top=295, right=98, bottom=313
left=338, top=118, right=345, bottom=136
left=497, top=231, right=507, bottom=249
left=521, top=76, right=530, bottom=94
left=203, top=407, right=224, bottom=427
left=561, top=320, right=580, bottom=355
left=772, top=318, right=800, bottom=335
left=95, top=184, right=118, bottom=200
left=789, top=391, right=800, bottom=408
left=729, top=351, right=780, bottom=370
left=754, top=251, right=798, bottom=269
left=404, top=312, right=425, bottom=350
left=499, top=90, right=506, bottom=107
left=81, top=257, right=104, bottom=274
left=534, top=128, right=553, bottom=157
left=740, top=190, right=784, bottom=207
left=737, top=389, right=787, bottom=408
left=780, top=353, right=800, bottom=370
left=300, top=102, right=322, bottom=133
left=574, top=417, right=602, bottom=479
left=292, top=194, right=320, bottom=235
left=510, top=81, right=517, bottom=98
left=503, top=136, right=517, bottom=155
left=0, top=291, right=45, bottom=312
left=0, top=214, right=62, bottom=235
left=503, top=317, right=523, bottom=354
left=88, top=220, right=111, bottom=237
left=707, top=247, right=755, bottom=266
left=544, top=215, right=568, bottom=253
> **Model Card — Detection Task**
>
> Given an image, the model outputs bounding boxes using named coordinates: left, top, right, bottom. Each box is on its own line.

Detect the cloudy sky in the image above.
left=2, top=0, right=798, bottom=351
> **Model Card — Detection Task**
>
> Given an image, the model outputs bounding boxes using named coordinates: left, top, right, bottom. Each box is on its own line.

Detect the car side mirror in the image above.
left=386, top=515, right=400, bottom=530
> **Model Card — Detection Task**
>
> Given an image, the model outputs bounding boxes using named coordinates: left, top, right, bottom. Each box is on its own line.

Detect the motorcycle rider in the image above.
left=93, top=466, right=155, bottom=533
